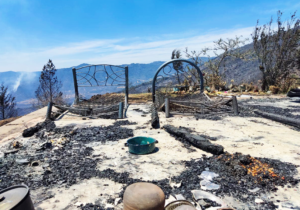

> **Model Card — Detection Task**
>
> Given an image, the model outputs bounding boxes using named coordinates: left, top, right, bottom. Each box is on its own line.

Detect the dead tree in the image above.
left=0, top=83, right=17, bottom=120
left=252, top=11, right=300, bottom=91
left=35, top=59, right=63, bottom=106
left=185, top=37, right=250, bottom=91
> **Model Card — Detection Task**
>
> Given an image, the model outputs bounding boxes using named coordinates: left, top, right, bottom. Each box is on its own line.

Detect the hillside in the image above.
left=130, top=43, right=261, bottom=93
left=0, top=45, right=262, bottom=106
left=0, top=61, right=166, bottom=106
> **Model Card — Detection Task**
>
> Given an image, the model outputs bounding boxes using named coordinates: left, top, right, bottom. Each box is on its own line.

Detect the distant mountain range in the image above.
left=0, top=61, right=168, bottom=107
left=0, top=44, right=262, bottom=108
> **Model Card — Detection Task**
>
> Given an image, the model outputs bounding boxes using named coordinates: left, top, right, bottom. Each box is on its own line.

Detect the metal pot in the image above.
left=165, top=200, right=194, bottom=210
left=125, top=136, right=157, bottom=155
left=0, top=185, right=35, bottom=210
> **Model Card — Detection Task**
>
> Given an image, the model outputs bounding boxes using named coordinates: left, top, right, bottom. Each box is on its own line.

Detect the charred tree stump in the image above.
left=163, top=125, right=224, bottom=155
left=232, top=96, right=239, bottom=115
left=151, top=104, right=159, bottom=128
left=46, top=102, right=53, bottom=120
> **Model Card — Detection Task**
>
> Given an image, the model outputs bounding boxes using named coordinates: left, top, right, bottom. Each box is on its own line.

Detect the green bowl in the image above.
left=126, top=136, right=156, bottom=155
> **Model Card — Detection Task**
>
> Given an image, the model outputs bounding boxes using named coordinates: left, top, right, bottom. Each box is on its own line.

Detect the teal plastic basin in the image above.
left=126, top=136, right=156, bottom=155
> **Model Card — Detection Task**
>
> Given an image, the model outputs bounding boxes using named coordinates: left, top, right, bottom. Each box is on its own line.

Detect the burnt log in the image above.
left=163, top=125, right=224, bottom=155
left=254, top=109, right=300, bottom=128
left=22, top=120, right=56, bottom=138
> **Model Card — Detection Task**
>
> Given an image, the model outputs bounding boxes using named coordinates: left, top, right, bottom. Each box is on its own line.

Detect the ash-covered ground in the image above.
left=1, top=100, right=300, bottom=210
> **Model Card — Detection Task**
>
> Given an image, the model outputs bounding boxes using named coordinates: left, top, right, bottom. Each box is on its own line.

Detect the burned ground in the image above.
left=1, top=98, right=300, bottom=210
left=0, top=121, right=135, bottom=191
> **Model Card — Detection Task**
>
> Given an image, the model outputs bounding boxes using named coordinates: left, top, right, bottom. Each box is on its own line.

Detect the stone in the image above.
left=255, top=198, right=264, bottom=204
left=15, top=159, right=30, bottom=165
left=199, top=171, right=219, bottom=181
left=200, top=180, right=220, bottom=191
left=248, top=187, right=260, bottom=193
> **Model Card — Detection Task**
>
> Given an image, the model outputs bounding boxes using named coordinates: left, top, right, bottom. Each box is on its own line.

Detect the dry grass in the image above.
left=129, top=93, right=152, bottom=103
left=0, top=116, right=21, bottom=127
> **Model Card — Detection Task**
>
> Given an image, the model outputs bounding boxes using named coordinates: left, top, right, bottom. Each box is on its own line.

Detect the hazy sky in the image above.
left=0, top=0, right=299, bottom=72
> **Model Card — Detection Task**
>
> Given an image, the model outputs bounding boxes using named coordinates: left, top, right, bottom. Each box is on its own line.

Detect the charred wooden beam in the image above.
left=254, top=109, right=300, bottom=128
left=163, top=125, right=224, bottom=155
left=151, top=104, right=159, bottom=128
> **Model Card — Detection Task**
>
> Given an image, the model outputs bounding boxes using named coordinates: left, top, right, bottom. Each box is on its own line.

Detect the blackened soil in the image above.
left=46, top=123, right=134, bottom=144
left=113, top=120, right=137, bottom=126
left=0, top=123, right=135, bottom=190
left=115, top=153, right=298, bottom=210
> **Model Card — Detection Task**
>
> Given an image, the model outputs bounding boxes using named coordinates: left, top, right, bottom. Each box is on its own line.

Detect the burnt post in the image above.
left=232, top=96, right=239, bottom=115
left=165, top=97, right=170, bottom=118
left=119, top=102, right=124, bottom=119
left=46, top=102, right=53, bottom=120
left=72, top=68, right=79, bottom=105
left=125, top=66, right=129, bottom=107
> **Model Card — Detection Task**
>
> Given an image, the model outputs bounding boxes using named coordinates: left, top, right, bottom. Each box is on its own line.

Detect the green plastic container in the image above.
left=126, top=136, right=156, bottom=155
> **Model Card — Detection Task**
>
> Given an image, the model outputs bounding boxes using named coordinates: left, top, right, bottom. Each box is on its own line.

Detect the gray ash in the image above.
left=169, top=153, right=298, bottom=209
left=79, top=203, right=114, bottom=210
left=113, top=120, right=137, bottom=126
left=0, top=123, right=134, bottom=190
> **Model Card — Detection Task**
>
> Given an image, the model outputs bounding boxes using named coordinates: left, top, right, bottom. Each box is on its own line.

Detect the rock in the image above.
left=255, top=198, right=264, bottom=204
left=200, top=180, right=220, bottom=191
left=114, top=198, right=121, bottom=206
left=15, top=159, right=30, bottom=165
left=199, top=171, right=219, bottom=181
left=248, top=187, right=260, bottom=193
